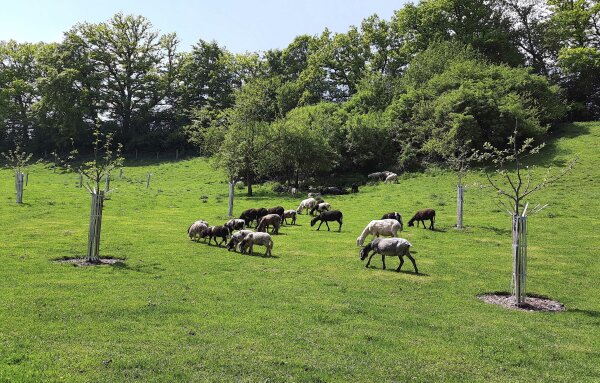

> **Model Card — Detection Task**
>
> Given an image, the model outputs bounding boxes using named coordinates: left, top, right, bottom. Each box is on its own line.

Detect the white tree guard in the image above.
left=511, top=215, right=528, bottom=305
left=86, top=192, right=105, bottom=262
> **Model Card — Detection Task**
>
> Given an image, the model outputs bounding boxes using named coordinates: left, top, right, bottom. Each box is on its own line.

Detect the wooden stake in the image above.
left=119, top=168, right=123, bottom=178
left=15, top=170, right=24, bottom=204
left=146, top=173, right=151, bottom=189
left=456, top=184, right=464, bottom=229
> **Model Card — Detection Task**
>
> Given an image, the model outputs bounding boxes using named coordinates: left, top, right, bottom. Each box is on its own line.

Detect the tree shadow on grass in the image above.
left=479, top=225, right=511, bottom=236
left=569, top=308, right=600, bottom=317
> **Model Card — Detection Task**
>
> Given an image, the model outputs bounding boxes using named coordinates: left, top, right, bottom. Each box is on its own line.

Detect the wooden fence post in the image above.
left=228, top=181, right=235, bottom=217
left=456, top=184, right=464, bottom=229
left=25, top=172, right=29, bottom=186
left=86, top=191, right=105, bottom=262
left=146, top=173, right=151, bottom=189
left=512, top=214, right=528, bottom=306
left=119, top=168, right=123, bottom=178
left=79, top=172, right=83, bottom=188
left=105, top=173, right=110, bottom=192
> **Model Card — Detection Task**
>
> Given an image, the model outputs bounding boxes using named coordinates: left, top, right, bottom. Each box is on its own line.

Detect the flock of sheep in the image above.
left=187, top=175, right=437, bottom=274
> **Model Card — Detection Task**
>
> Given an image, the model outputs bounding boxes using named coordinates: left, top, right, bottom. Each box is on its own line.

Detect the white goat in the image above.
left=384, top=173, right=398, bottom=184
left=239, top=232, right=274, bottom=257
left=356, top=219, right=402, bottom=246
left=187, top=220, right=208, bottom=241
left=296, top=197, right=318, bottom=215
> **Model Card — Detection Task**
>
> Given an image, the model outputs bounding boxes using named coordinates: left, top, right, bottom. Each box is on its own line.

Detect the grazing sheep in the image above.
left=360, top=237, right=418, bottom=273
left=310, top=210, right=343, bottom=232
left=408, top=209, right=436, bottom=230
left=321, top=186, right=347, bottom=195
left=255, top=207, right=268, bottom=227
left=240, top=208, right=258, bottom=227
left=368, top=172, right=385, bottom=182
left=356, top=219, right=402, bottom=246
left=187, top=220, right=209, bottom=241
left=384, top=173, right=398, bottom=184
left=296, top=197, right=318, bottom=215
left=257, top=214, right=282, bottom=234
left=225, top=218, right=246, bottom=231
left=200, top=225, right=231, bottom=246
left=267, top=206, right=285, bottom=218
left=351, top=183, right=359, bottom=193
left=308, top=192, right=321, bottom=198
left=239, top=232, right=274, bottom=257
left=309, top=202, right=331, bottom=216
left=380, top=212, right=403, bottom=229
left=283, top=209, right=297, bottom=225
left=226, top=229, right=253, bottom=252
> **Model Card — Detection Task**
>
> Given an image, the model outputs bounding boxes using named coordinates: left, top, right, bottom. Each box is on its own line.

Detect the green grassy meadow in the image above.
left=0, top=122, right=599, bottom=382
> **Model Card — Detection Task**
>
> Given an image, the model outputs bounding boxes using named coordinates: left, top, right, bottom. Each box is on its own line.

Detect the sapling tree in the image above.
left=78, top=128, right=123, bottom=263
left=447, top=140, right=475, bottom=229
left=1, top=146, right=33, bottom=204
left=476, top=127, right=577, bottom=305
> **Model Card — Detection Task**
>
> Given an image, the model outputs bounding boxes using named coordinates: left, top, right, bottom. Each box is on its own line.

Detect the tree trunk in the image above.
left=86, top=191, right=105, bottom=263
left=246, top=171, right=253, bottom=197
left=456, top=184, right=464, bottom=229
left=511, top=214, right=528, bottom=306
left=15, top=170, right=24, bottom=204
left=228, top=181, right=235, bottom=217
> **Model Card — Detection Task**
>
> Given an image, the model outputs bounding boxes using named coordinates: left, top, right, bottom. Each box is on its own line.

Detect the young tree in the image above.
left=447, top=140, right=475, bottom=229
left=476, top=124, right=577, bottom=305
left=1, top=145, right=33, bottom=204
left=78, top=127, right=123, bottom=263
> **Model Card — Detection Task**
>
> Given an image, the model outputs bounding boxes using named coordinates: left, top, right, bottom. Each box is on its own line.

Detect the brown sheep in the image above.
left=407, top=209, right=436, bottom=230
left=257, top=214, right=282, bottom=234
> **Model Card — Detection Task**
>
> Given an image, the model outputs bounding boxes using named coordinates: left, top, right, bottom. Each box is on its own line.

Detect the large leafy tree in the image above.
left=67, top=13, right=179, bottom=146
left=0, top=40, right=44, bottom=150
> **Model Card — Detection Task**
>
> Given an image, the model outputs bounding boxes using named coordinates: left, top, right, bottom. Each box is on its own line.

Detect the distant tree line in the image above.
left=1, top=1, right=599, bottom=192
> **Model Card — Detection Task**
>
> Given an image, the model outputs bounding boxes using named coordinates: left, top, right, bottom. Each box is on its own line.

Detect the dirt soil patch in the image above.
left=478, top=292, right=565, bottom=312
left=55, top=258, right=125, bottom=267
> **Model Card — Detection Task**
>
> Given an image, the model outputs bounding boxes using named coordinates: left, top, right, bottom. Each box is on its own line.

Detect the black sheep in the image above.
left=255, top=208, right=268, bottom=226
left=407, top=209, right=436, bottom=230
left=239, top=208, right=258, bottom=227
left=200, top=226, right=231, bottom=246
left=310, top=210, right=343, bottom=232
left=267, top=206, right=285, bottom=218
left=381, top=212, right=403, bottom=228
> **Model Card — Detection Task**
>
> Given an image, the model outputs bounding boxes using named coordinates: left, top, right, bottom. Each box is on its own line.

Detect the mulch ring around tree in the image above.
left=478, top=292, right=565, bottom=312
left=54, top=257, right=125, bottom=267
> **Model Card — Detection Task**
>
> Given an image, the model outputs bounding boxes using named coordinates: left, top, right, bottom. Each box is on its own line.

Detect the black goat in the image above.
left=310, top=210, right=343, bottom=232
left=407, top=209, right=436, bottom=230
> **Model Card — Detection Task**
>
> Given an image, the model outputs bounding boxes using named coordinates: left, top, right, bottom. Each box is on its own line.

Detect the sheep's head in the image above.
left=238, top=238, right=250, bottom=253
left=310, top=216, right=319, bottom=227
left=226, top=237, right=237, bottom=251
left=199, top=228, right=211, bottom=238
left=408, top=221, right=414, bottom=227
left=359, top=245, right=371, bottom=260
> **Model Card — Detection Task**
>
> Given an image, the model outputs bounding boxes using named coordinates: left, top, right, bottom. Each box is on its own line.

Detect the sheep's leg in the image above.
left=338, top=220, right=342, bottom=232
left=317, top=221, right=323, bottom=231
left=397, top=256, right=404, bottom=272
left=429, top=219, right=434, bottom=230
left=407, top=253, right=419, bottom=273
left=366, top=252, right=376, bottom=268
left=325, top=221, right=331, bottom=231
left=381, top=255, right=386, bottom=270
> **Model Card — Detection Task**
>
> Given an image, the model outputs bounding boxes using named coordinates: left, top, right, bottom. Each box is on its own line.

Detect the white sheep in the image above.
left=309, top=202, right=331, bottom=216
left=296, top=197, right=318, bottom=215
left=226, top=229, right=253, bottom=251
left=225, top=218, right=246, bottom=231
left=239, top=232, right=274, bottom=257
left=384, top=173, right=398, bottom=184
left=283, top=209, right=297, bottom=225
left=187, top=220, right=208, bottom=241
left=356, top=219, right=403, bottom=246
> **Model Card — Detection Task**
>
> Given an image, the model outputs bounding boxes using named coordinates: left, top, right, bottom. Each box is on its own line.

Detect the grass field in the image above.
left=0, top=122, right=599, bottom=382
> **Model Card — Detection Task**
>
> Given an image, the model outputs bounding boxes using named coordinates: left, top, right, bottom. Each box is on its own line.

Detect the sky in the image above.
left=0, top=0, right=408, bottom=53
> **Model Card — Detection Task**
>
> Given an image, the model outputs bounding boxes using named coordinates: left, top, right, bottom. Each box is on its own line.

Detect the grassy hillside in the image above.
left=0, top=122, right=598, bottom=382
